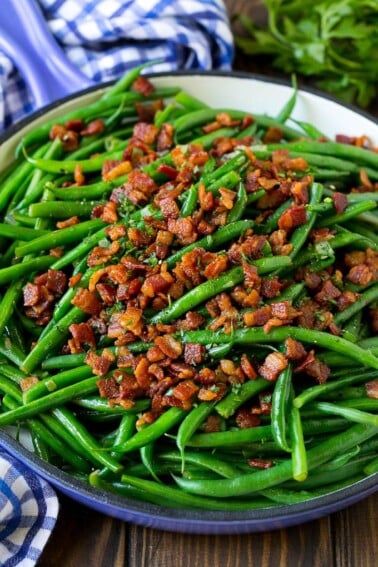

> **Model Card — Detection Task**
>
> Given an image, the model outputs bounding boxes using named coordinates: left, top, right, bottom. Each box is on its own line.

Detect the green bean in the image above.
left=276, top=77, right=297, bottom=123
left=311, top=401, right=378, bottom=427
left=334, top=283, right=378, bottom=327
left=176, top=401, right=217, bottom=468
left=28, top=200, right=103, bottom=219
left=51, top=406, right=122, bottom=473
left=21, top=306, right=85, bottom=373
left=151, top=256, right=292, bottom=324
left=14, top=219, right=105, bottom=258
left=113, top=407, right=187, bottom=454
left=103, top=59, right=163, bottom=99
left=174, top=91, right=210, bottom=111
left=289, top=399, right=308, bottom=481
left=158, top=450, right=242, bottom=478
left=316, top=200, right=377, bottom=228
left=227, top=182, right=248, bottom=223
left=182, top=326, right=378, bottom=370
left=0, top=376, right=99, bottom=426
left=215, top=378, right=270, bottom=419
left=23, top=365, right=94, bottom=403
left=0, top=224, right=48, bottom=240
left=0, top=255, right=55, bottom=286
left=180, top=184, right=198, bottom=217
left=271, top=365, right=292, bottom=453
left=173, top=423, right=377, bottom=497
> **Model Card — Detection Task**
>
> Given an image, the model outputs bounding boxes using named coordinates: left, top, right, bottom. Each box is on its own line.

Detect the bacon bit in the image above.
left=74, top=164, right=85, bottom=186
left=159, top=197, right=180, bottom=219
left=172, top=380, right=199, bottom=402
left=198, top=383, right=227, bottom=402
left=347, top=264, right=374, bottom=287
left=366, top=380, right=378, bottom=399
left=235, top=409, right=261, bottom=428
left=102, top=160, right=132, bottom=182
left=278, top=204, right=307, bottom=231
left=106, top=224, right=127, bottom=241
left=65, top=119, right=84, bottom=132
left=49, top=124, right=79, bottom=151
left=132, top=76, right=155, bottom=96
left=87, top=241, right=120, bottom=267
left=247, top=458, right=274, bottom=469
left=157, top=123, right=174, bottom=152
left=219, top=187, right=236, bottom=210
left=290, top=180, right=309, bottom=204
left=259, top=352, right=288, bottom=382
left=184, top=343, right=205, bottom=365
left=240, top=353, right=257, bottom=380
left=155, top=334, right=183, bottom=359
left=359, top=169, right=373, bottom=189
left=244, top=306, right=272, bottom=327
left=68, top=322, right=97, bottom=353
left=113, top=170, right=158, bottom=206
left=96, top=377, right=118, bottom=399
left=204, top=414, right=223, bottom=433
left=69, top=273, right=82, bottom=287
left=71, top=288, right=102, bottom=315
left=20, top=376, right=39, bottom=392
left=270, top=301, right=301, bottom=321
left=260, top=277, right=282, bottom=299
left=56, top=216, right=80, bottom=229
left=141, top=272, right=174, bottom=298
left=294, top=350, right=330, bottom=383
left=263, top=126, right=283, bottom=143
left=203, top=255, right=228, bottom=280
left=81, top=119, right=105, bottom=137
left=157, top=164, right=178, bottom=180
left=370, top=308, right=378, bottom=333
left=285, top=337, right=307, bottom=361
left=167, top=216, right=198, bottom=246
left=85, top=348, right=115, bottom=376
left=100, top=201, right=118, bottom=223
left=198, top=182, right=214, bottom=211
left=314, top=279, right=342, bottom=305
left=333, top=192, right=349, bottom=214
left=178, top=311, right=205, bottom=331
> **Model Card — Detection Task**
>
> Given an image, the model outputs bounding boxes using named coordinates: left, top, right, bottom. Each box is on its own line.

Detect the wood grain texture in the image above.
left=37, top=1, right=377, bottom=565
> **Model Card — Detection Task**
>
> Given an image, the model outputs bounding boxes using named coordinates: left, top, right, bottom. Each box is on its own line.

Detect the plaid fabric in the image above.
left=0, top=0, right=234, bottom=131
left=0, top=449, right=59, bottom=567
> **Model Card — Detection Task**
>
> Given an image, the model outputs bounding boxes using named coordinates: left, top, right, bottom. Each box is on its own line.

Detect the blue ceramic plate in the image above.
left=0, top=72, right=377, bottom=534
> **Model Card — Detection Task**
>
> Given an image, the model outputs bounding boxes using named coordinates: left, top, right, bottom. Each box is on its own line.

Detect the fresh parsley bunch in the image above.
left=235, top=0, right=378, bottom=108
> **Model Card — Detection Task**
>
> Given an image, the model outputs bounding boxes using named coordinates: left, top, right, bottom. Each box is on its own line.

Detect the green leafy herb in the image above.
left=235, top=0, right=378, bottom=108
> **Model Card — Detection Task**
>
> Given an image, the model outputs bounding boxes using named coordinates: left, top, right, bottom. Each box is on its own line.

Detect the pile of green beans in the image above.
left=0, top=64, right=377, bottom=513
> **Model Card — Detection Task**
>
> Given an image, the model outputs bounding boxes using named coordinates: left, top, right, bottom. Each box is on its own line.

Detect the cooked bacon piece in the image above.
left=85, top=348, right=115, bottom=376
left=100, top=201, right=118, bottom=223
left=132, top=76, right=155, bottom=96
left=172, top=380, right=199, bottom=402
left=370, top=308, right=378, bottom=333
left=106, top=224, right=127, bottom=241
left=135, top=100, right=164, bottom=123
left=65, top=118, right=84, bottom=132
left=240, top=353, right=257, bottom=380
left=337, top=290, right=358, bottom=311
left=290, top=180, right=309, bottom=204
left=203, top=255, right=228, bottom=280
left=102, top=160, right=132, bottom=182
left=247, top=459, right=274, bottom=469
left=155, top=334, right=183, bottom=359
left=278, top=205, right=307, bottom=231
left=133, top=122, right=159, bottom=145
left=270, top=301, right=301, bottom=321
left=333, top=192, right=349, bottom=214
left=263, top=126, right=283, bottom=143
left=87, top=241, right=120, bottom=267
left=177, top=311, right=205, bottom=331
left=68, top=322, right=97, bottom=353
left=72, top=288, right=102, bottom=315
left=95, top=283, right=116, bottom=306
left=167, top=216, right=198, bottom=246
left=204, top=414, right=223, bottom=433
left=346, top=264, right=374, bottom=287
left=366, top=380, right=378, bottom=399
left=285, top=337, right=307, bottom=361
left=260, top=276, right=282, bottom=299
left=235, top=409, right=261, bottom=429
left=80, top=118, right=105, bottom=137
left=314, top=279, right=342, bottom=305
left=112, top=170, right=158, bottom=206
left=244, top=306, right=272, bottom=327
left=259, top=352, right=288, bottom=382
left=197, top=383, right=227, bottom=402
left=35, top=269, right=67, bottom=295
left=294, top=350, right=330, bottom=384
left=344, top=250, right=366, bottom=268
left=56, top=216, right=80, bottom=229
left=184, top=343, right=206, bottom=365
left=97, top=376, right=119, bottom=398
left=157, top=123, right=174, bottom=152
left=141, top=273, right=173, bottom=298
left=159, top=197, right=180, bottom=219
left=49, top=124, right=79, bottom=151
left=228, top=235, right=268, bottom=264
left=219, top=187, right=236, bottom=210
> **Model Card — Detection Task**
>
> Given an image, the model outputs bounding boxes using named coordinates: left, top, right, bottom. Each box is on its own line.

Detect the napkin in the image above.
left=0, top=0, right=234, bottom=131
left=0, top=449, right=59, bottom=567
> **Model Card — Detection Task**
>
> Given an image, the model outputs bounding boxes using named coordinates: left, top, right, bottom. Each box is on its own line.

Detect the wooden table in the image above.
left=38, top=1, right=378, bottom=565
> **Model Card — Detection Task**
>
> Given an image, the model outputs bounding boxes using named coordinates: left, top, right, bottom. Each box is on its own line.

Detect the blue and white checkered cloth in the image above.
left=0, top=0, right=234, bottom=131
left=0, top=449, right=59, bottom=567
